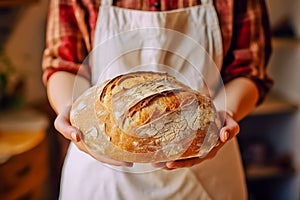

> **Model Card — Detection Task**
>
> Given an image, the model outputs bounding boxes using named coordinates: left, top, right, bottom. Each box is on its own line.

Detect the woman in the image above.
left=42, top=0, right=273, bottom=199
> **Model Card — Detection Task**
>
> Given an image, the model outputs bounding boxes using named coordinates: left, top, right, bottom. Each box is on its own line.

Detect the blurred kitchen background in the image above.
left=0, top=0, right=299, bottom=199
left=0, top=1, right=68, bottom=199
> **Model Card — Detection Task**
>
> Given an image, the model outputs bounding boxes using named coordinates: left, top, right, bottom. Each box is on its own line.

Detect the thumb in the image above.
left=54, top=106, right=82, bottom=142
left=219, top=113, right=240, bottom=143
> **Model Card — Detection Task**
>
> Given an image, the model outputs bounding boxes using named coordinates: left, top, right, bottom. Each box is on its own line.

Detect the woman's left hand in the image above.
left=152, top=111, right=240, bottom=170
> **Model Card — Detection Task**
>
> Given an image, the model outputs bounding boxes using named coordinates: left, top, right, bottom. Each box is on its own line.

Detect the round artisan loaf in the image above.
left=70, top=71, right=221, bottom=163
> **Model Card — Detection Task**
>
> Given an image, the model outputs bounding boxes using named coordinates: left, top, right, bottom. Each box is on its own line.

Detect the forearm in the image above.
left=213, top=77, right=259, bottom=122
left=47, top=71, right=90, bottom=114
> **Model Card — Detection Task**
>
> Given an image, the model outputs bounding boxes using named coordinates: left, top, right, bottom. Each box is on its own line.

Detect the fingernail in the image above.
left=166, top=162, right=175, bottom=169
left=71, top=131, right=80, bottom=142
left=124, top=162, right=133, bottom=167
left=223, top=131, right=229, bottom=141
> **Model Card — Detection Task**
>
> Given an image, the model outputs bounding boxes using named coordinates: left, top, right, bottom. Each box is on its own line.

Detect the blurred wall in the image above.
left=3, top=0, right=49, bottom=105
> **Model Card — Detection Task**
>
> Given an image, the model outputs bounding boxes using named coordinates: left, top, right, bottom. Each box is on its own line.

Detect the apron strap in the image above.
left=101, top=0, right=113, bottom=6
left=201, top=0, right=213, bottom=4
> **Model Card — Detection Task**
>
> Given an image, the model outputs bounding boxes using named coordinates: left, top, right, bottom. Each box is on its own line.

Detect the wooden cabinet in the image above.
left=0, top=138, right=49, bottom=200
left=0, top=109, right=50, bottom=200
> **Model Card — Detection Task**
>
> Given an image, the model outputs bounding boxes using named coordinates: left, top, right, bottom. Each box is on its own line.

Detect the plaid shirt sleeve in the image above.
left=220, top=0, right=273, bottom=104
left=42, top=0, right=273, bottom=104
left=41, top=0, right=95, bottom=84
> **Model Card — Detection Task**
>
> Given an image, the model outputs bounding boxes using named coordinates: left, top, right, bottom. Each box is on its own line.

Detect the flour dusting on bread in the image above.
left=70, top=71, right=221, bottom=163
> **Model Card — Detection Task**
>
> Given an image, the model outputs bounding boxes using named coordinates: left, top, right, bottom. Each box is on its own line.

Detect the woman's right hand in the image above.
left=54, top=105, right=133, bottom=167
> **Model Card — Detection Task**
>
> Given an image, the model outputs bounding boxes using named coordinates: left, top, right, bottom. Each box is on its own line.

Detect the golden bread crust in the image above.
left=70, top=71, right=221, bottom=163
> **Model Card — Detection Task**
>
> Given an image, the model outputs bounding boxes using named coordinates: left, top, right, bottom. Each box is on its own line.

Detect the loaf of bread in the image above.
left=70, top=71, right=221, bottom=163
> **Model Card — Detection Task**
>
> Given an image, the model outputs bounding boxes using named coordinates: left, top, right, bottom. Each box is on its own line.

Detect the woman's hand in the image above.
left=152, top=111, right=240, bottom=170
left=54, top=105, right=133, bottom=167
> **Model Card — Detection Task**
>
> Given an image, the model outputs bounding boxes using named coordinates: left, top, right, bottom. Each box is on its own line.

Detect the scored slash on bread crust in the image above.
left=70, top=71, right=221, bottom=163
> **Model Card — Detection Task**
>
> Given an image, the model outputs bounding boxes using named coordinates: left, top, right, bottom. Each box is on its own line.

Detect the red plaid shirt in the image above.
left=42, top=0, right=273, bottom=104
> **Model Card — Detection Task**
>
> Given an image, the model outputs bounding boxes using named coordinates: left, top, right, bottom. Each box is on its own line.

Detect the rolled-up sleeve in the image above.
left=221, top=0, right=273, bottom=105
left=42, top=0, right=91, bottom=85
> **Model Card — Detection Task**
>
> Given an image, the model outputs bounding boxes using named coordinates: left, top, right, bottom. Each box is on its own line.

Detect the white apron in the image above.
left=60, top=0, right=247, bottom=199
